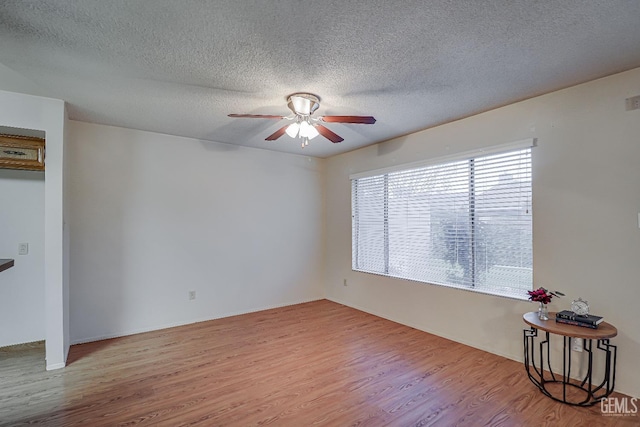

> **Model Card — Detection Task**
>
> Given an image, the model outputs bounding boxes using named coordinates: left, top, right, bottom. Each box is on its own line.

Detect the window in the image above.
left=351, top=141, right=533, bottom=299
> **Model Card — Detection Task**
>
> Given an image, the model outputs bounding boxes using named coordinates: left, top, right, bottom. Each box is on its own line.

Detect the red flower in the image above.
left=527, top=287, right=564, bottom=304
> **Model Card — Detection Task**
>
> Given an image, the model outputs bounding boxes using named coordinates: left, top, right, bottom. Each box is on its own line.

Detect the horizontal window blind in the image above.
left=352, top=146, right=532, bottom=298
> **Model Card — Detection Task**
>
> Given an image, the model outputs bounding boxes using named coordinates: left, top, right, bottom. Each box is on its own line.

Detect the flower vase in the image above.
left=538, top=302, right=549, bottom=320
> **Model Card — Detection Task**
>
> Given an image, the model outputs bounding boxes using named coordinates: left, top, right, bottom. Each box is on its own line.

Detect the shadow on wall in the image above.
left=198, top=139, right=241, bottom=153
left=0, top=168, right=44, bottom=181
left=68, top=130, right=134, bottom=344
left=377, top=136, right=406, bottom=156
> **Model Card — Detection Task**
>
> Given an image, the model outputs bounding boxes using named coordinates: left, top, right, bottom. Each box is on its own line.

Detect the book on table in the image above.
left=555, top=310, right=604, bottom=326
left=555, top=317, right=598, bottom=329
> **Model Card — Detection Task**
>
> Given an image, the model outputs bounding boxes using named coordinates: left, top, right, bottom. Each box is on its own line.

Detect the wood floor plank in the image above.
left=0, top=300, right=635, bottom=426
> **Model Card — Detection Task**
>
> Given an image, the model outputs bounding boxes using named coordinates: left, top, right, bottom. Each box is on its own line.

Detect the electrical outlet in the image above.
left=625, top=95, right=640, bottom=111
left=572, top=337, right=583, bottom=352
left=18, top=243, right=29, bottom=255
left=189, top=290, right=196, bottom=300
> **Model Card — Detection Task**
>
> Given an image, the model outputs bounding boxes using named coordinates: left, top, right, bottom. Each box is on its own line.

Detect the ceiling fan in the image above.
left=228, top=93, right=376, bottom=148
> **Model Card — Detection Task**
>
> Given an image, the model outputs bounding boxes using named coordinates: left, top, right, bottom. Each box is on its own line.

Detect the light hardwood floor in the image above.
left=0, top=300, right=634, bottom=426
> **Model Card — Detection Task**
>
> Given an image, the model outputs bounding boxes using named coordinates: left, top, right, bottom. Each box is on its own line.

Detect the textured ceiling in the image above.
left=1, top=1, right=640, bottom=158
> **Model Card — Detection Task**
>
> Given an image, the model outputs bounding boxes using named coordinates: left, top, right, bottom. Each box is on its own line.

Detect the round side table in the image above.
left=523, top=311, right=617, bottom=406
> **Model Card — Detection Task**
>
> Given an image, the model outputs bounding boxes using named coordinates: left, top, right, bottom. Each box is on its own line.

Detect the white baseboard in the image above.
left=46, top=362, right=65, bottom=371
left=71, top=297, right=325, bottom=345
left=326, top=297, right=522, bottom=362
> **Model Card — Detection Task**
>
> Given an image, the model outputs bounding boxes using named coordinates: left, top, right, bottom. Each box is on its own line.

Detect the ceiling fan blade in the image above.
left=316, top=125, right=344, bottom=143
left=228, top=114, right=285, bottom=119
left=265, top=125, right=290, bottom=141
left=320, top=115, right=376, bottom=124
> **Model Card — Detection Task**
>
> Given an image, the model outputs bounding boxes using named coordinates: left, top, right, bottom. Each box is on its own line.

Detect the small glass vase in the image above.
left=538, top=302, right=549, bottom=321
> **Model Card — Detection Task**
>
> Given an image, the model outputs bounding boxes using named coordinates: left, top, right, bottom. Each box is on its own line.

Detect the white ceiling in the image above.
left=1, top=1, right=640, bottom=158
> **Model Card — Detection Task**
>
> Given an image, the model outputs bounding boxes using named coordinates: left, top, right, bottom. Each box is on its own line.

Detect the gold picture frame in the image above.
left=0, top=134, right=45, bottom=171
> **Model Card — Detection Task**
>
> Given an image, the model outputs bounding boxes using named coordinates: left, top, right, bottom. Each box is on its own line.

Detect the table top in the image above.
left=0, top=259, right=14, bottom=273
left=523, top=311, right=617, bottom=340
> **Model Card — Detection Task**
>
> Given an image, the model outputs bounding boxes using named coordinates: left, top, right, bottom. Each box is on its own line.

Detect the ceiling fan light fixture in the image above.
left=229, top=92, right=375, bottom=147
left=286, top=122, right=300, bottom=138
left=299, top=120, right=319, bottom=139
left=307, top=125, right=319, bottom=140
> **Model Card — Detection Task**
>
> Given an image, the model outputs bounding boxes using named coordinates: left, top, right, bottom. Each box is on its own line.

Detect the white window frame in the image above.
left=350, top=139, right=535, bottom=300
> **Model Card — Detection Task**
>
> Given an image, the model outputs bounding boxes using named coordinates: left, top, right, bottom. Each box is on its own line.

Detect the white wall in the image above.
left=68, top=121, right=325, bottom=343
left=2, top=64, right=636, bottom=396
left=0, top=169, right=45, bottom=346
left=0, top=90, right=68, bottom=370
left=325, top=68, right=640, bottom=398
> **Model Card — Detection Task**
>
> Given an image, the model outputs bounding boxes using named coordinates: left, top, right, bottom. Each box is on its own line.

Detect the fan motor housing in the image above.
left=287, top=93, right=320, bottom=116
